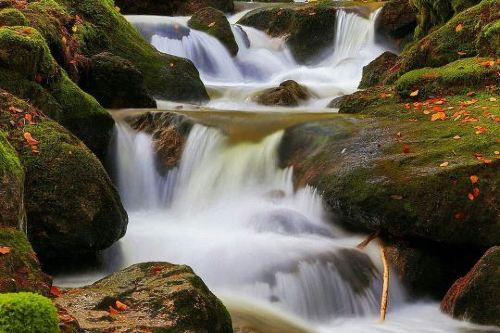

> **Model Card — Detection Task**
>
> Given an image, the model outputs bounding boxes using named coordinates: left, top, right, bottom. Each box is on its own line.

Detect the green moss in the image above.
left=0, top=8, right=29, bottom=27
left=0, top=131, right=21, bottom=177
left=0, top=292, right=59, bottom=333
left=0, top=26, right=56, bottom=80
left=395, top=57, right=499, bottom=97
left=397, top=0, right=499, bottom=74
left=477, top=20, right=500, bottom=56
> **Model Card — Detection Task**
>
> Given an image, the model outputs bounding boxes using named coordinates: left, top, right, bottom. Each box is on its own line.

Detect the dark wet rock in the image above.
left=375, top=0, right=417, bottom=47
left=385, top=239, right=484, bottom=298
left=127, top=111, right=195, bottom=173
left=115, top=0, right=234, bottom=15
left=254, top=80, right=311, bottom=106
left=80, top=52, right=156, bottom=109
left=359, top=51, right=398, bottom=88
left=189, top=7, right=239, bottom=56
left=55, top=262, right=233, bottom=333
left=0, top=91, right=127, bottom=261
left=441, top=246, right=500, bottom=326
left=327, top=96, right=345, bottom=108
left=238, top=3, right=340, bottom=64
left=0, top=228, right=52, bottom=296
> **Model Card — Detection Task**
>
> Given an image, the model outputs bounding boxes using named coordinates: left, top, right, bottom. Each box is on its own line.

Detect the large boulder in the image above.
left=0, top=8, right=28, bottom=27
left=115, top=0, right=234, bottom=15
left=375, top=0, right=417, bottom=47
left=0, top=26, right=113, bottom=159
left=359, top=51, right=398, bottom=88
left=441, top=247, right=500, bottom=326
left=254, top=80, right=311, bottom=106
left=0, top=91, right=128, bottom=261
left=238, top=3, right=340, bottom=64
left=55, top=262, right=233, bottom=332
left=189, top=7, right=239, bottom=56
left=80, top=52, right=156, bottom=109
left=16, top=0, right=208, bottom=103
left=0, top=228, right=51, bottom=296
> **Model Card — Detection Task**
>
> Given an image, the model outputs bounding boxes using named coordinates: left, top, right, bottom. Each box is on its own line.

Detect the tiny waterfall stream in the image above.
left=55, top=5, right=497, bottom=333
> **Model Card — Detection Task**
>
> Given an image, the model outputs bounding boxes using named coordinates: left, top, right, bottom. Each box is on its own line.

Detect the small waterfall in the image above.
left=111, top=120, right=405, bottom=322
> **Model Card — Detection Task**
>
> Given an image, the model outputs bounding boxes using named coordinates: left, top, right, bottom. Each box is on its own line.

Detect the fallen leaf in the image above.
left=479, top=60, right=495, bottom=67
left=403, top=144, right=410, bottom=154
left=469, top=175, right=479, bottom=185
left=115, top=300, right=128, bottom=311
left=457, top=51, right=467, bottom=56
left=453, top=135, right=461, bottom=140
left=440, top=161, right=449, bottom=167
left=390, top=195, right=403, bottom=200
left=50, top=286, right=61, bottom=297
left=466, top=91, right=475, bottom=97
left=108, top=306, right=119, bottom=315
left=208, top=22, right=216, bottom=27
left=409, top=89, right=419, bottom=97
left=472, top=187, right=480, bottom=198
left=454, top=211, right=466, bottom=220
left=468, top=192, right=475, bottom=201
left=474, top=126, right=486, bottom=134
left=489, top=97, right=497, bottom=102
left=8, top=106, right=22, bottom=113
left=431, top=112, right=446, bottom=121
left=23, top=132, right=39, bottom=146
left=59, top=314, right=73, bottom=322
left=0, top=246, right=11, bottom=255
left=455, top=23, right=464, bottom=32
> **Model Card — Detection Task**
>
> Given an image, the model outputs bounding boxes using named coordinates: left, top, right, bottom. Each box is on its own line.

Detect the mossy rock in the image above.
left=0, top=91, right=127, bottom=261
left=80, top=52, right=156, bottom=108
left=188, top=7, right=239, bottom=56
left=55, top=262, right=233, bottom=332
left=115, top=0, right=235, bottom=15
left=396, top=0, right=500, bottom=75
left=238, top=3, right=340, bottom=64
left=0, top=8, right=28, bottom=27
left=441, top=246, right=500, bottom=326
left=0, top=129, right=24, bottom=229
left=476, top=20, right=500, bottom=57
left=254, top=80, right=311, bottom=106
left=395, top=57, right=500, bottom=98
left=0, top=228, right=51, bottom=295
left=359, top=51, right=399, bottom=88
left=375, top=0, right=417, bottom=47
left=0, top=292, right=59, bottom=333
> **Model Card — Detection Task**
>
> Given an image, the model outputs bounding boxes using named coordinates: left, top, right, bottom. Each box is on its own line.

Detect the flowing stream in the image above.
left=55, top=4, right=498, bottom=333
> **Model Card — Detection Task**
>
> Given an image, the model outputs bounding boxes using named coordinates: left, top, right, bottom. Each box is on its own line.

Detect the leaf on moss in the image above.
left=431, top=112, right=446, bottom=121
left=455, top=23, right=464, bottom=32
left=440, top=161, right=449, bottom=167
left=409, top=89, right=419, bottom=97
left=0, top=247, right=11, bottom=255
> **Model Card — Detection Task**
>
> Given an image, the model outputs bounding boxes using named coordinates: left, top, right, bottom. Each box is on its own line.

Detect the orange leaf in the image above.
left=472, top=187, right=480, bottom=198
left=108, top=306, right=119, bottom=315
left=208, top=22, right=216, bottom=27
left=409, top=89, right=419, bottom=97
left=474, top=126, right=486, bottom=134
left=115, top=300, right=128, bottom=311
left=455, top=23, right=463, bottom=32
left=431, top=112, right=446, bottom=121
left=24, top=132, right=39, bottom=146
left=457, top=51, right=467, bottom=56
left=432, top=105, right=443, bottom=112
left=470, top=175, right=479, bottom=184
left=440, top=161, right=449, bottom=167
left=0, top=246, right=11, bottom=255
left=50, top=286, right=61, bottom=297
left=468, top=192, right=475, bottom=201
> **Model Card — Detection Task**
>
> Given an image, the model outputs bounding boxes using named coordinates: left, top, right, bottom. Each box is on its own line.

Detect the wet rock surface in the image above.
left=254, top=80, right=311, bottom=106
left=375, top=0, right=417, bottom=47
left=55, top=262, right=233, bottom=333
left=358, top=51, right=398, bottom=88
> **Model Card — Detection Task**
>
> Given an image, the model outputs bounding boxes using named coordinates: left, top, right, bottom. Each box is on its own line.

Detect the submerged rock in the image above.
left=254, top=80, right=311, bottom=106
left=0, top=228, right=51, bottom=295
left=55, top=262, right=233, bottom=332
left=189, top=7, right=239, bottom=56
left=441, top=246, right=500, bottom=326
left=238, top=3, right=339, bottom=64
left=0, top=91, right=127, bottom=261
left=115, top=0, right=234, bottom=15
left=358, top=51, right=398, bottom=88
left=80, top=52, right=156, bottom=109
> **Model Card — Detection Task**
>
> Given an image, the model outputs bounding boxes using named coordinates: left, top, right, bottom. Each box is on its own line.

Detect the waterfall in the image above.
left=111, top=120, right=403, bottom=322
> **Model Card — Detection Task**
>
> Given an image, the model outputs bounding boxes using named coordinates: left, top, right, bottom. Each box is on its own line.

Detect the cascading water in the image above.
left=127, top=9, right=386, bottom=109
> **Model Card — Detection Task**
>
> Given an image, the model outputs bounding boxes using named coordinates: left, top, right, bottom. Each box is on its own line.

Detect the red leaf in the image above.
left=50, top=286, right=61, bottom=297
left=0, top=246, right=11, bottom=255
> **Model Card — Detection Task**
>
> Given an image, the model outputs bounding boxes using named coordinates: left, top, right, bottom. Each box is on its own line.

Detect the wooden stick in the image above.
left=356, top=231, right=379, bottom=250
left=379, top=244, right=389, bottom=322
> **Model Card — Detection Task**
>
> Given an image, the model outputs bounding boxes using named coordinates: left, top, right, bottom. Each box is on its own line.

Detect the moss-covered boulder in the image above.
left=375, top=0, right=417, bottom=47
left=395, top=57, right=500, bottom=98
left=0, top=292, right=59, bottom=333
left=441, top=246, right=500, bottom=326
left=359, top=51, right=399, bottom=88
left=55, top=262, right=233, bottom=332
left=80, top=52, right=156, bottom=109
left=238, top=3, right=339, bottom=64
left=0, top=8, right=28, bottom=27
left=115, top=0, right=234, bottom=15
left=0, top=26, right=113, bottom=158
left=0, top=130, right=24, bottom=229
left=396, top=0, right=499, bottom=75
left=254, top=80, right=311, bottom=106
left=476, top=21, right=500, bottom=57
left=0, top=91, right=128, bottom=261
left=189, top=7, right=238, bottom=56
left=0, top=228, right=51, bottom=295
